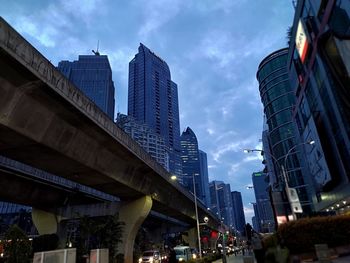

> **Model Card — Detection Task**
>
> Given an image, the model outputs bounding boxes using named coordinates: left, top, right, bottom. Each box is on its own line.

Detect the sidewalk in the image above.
left=213, top=254, right=255, bottom=263
left=212, top=254, right=350, bottom=262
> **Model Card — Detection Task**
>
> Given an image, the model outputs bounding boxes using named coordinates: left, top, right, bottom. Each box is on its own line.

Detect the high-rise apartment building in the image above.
left=231, top=191, right=246, bottom=235
left=199, top=150, right=211, bottom=208
left=287, top=0, right=350, bottom=213
left=116, top=113, right=169, bottom=171
left=257, top=48, right=314, bottom=222
left=252, top=172, right=275, bottom=232
left=57, top=53, right=115, bottom=120
left=128, top=43, right=182, bottom=178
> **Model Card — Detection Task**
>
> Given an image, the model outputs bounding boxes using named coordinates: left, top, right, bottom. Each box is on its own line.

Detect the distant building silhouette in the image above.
left=231, top=191, right=246, bottom=235
left=57, top=53, right=115, bottom=120
left=128, top=43, right=182, bottom=178
left=180, top=127, right=203, bottom=199
left=209, top=180, right=234, bottom=227
left=199, top=150, right=211, bottom=208
left=252, top=172, right=275, bottom=232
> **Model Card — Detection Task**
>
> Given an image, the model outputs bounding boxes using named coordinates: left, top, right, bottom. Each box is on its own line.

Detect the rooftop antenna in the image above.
left=92, top=40, right=100, bottom=55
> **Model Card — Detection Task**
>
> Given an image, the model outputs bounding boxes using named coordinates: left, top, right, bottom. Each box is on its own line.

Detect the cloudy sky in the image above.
left=1, top=0, right=295, bottom=222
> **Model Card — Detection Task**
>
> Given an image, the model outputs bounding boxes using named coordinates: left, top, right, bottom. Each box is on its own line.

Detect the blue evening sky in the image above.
left=1, top=0, right=295, bottom=222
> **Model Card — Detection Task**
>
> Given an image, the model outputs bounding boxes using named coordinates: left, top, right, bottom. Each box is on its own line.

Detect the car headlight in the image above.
left=138, top=258, right=142, bottom=263
left=179, top=258, right=184, bottom=261
left=192, top=254, right=197, bottom=259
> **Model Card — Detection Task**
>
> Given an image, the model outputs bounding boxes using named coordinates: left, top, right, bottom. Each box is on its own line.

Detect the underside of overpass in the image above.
left=0, top=17, right=218, bottom=228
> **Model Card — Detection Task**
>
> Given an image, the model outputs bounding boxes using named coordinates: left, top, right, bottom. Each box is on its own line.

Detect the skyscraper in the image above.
left=252, top=172, right=275, bottom=233
left=231, top=191, right=246, bottom=235
left=257, top=48, right=313, bottom=221
left=180, top=127, right=204, bottom=201
left=199, top=149, right=211, bottom=208
left=57, top=53, right=115, bottom=120
left=128, top=43, right=182, bottom=177
left=209, top=180, right=234, bottom=227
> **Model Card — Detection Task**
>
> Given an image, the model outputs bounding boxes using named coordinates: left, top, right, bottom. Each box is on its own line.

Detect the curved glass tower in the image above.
left=257, top=48, right=312, bottom=219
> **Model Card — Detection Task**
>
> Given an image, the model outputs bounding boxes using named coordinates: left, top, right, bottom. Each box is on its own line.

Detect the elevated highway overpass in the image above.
left=0, top=17, right=219, bottom=261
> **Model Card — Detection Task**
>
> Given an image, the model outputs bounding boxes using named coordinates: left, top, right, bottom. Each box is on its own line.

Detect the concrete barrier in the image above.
left=243, top=255, right=254, bottom=263
left=315, top=244, right=331, bottom=263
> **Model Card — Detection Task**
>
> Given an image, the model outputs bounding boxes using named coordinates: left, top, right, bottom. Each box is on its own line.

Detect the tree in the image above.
left=32, top=234, right=59, bottom=254
left=3, top=225, right=31, bottom=263
left=77, top=214, right=124, bottom=263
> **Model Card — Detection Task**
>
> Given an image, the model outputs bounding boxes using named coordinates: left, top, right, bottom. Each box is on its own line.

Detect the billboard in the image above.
left=295, top=20, right=309, bottom=63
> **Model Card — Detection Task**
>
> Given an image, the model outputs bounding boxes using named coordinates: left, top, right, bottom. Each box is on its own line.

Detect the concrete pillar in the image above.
left=32, top=208, right=62, bottom=235
left=182, top=227, right=197, bottom=248
left=118, top=196, right=152, bottom=263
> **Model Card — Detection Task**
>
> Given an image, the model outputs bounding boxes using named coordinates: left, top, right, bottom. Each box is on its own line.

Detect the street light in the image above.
left=192, top=173, right=202, bottom=259
left=170, top=174, right=203, bottom=257
left=243, top=140, right=315, bottom=221
left=281, top=140, right=315, bottom=219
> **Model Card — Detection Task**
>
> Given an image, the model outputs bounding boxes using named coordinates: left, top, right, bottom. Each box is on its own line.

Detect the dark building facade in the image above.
left=128, top=43, right=182, bottom=178
left=231, top=191, right=246, bottom=235
left=209, top=181, right=234, bottom=227
left=57, top=53, right=115, bottom=120
left=288, top=0, right=350, bottom=213
left=180, top=127, right=206, bottom=203
left=252, top=172, right=275, bottom=232
left=257, top=48, right=314, bottom=222
left=116, top=113, right=169, bottom=171
left=199, top=150, right=211, bottom=208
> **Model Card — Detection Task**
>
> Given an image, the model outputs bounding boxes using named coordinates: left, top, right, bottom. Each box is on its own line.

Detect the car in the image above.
left=174, top=246, right=192, bottom=262
left=139, top=250, right=161, bottom=263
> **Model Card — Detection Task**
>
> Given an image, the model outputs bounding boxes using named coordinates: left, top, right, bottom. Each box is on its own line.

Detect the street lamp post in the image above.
left=172, top=174, right=203, bottom=258
left=192, top=174, right=202, bottom=259
left=243, top=140, right=314, bottom=222
left=281, top=140, right=315, bottom=219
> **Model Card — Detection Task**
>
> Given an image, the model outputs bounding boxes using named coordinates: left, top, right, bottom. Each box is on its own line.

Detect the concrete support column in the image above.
left=182, top=227, right=197, bottom=248
left=32, top=208, right=62, bottom=234
left=118, top=196, right=152, bottom=263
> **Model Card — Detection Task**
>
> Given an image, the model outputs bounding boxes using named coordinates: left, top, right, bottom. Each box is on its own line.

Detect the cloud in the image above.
left=244, top=205, right=255, bottom=221
left=137, top=0, right=183, bottom=40
left=211, top=136, right=256, bottom=163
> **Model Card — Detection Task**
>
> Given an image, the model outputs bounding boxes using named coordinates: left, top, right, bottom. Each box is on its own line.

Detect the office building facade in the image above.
left=252, top=172, right=275, bottom=232
left=231, top=191, right=246, bottom=235
left=257, top=48, right=313, bottom=222
left=116, top=113, right=169, bottom=171
left=209, top=181, right=234, bottom=227
left=199, top=150, right=211, bottom=208
left=128, top=43, right=182, bottom=178
left=288, top=0, right=350, bottom=213
left=57, top=53, right=115, bottom=120
left=180, top=127, right=204, bottom=201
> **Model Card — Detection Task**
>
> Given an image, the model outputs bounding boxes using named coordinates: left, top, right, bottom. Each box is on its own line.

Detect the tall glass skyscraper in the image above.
left=180, top=127, right=204, bottom=202
left=231, top=191, right=246, bottom=235
left=57, top=53, right=115, bottom=120
left=128, top=43, right=182, bottom=178
left=199, top=149, right=211, bottom=208
left=252, top=172, right=275, bottom=232
left=209, top=181, right=234, bottom=227
left=257, top=48, right=313, bottom=221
